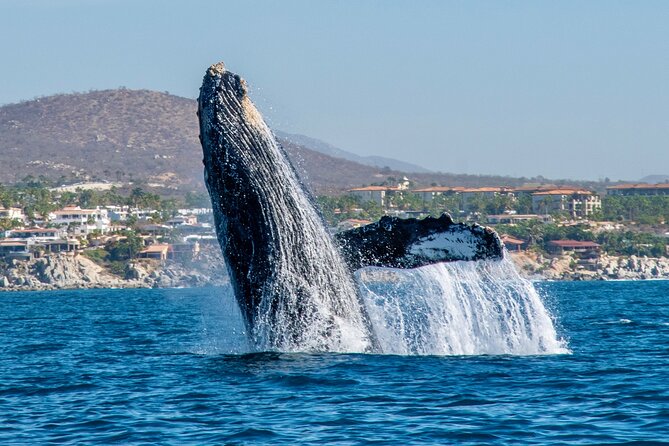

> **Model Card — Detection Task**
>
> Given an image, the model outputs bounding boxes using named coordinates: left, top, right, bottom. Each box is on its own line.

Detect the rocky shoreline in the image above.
left=2, top=249, right=668, bottom=292
left=509, top=251, right=669, bottom=281
left=0, top=246, right=229, bottom=292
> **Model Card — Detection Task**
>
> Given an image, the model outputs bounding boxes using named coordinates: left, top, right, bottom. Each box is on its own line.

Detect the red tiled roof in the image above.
left=606, top=183, right=669, bottom=190
left=549, top=240, right=600, bottom=248
left=0, top=241, right=28, bottom=247
left=349, top=186, right=399, bottom=192
left=500, top=235, right=525, bottom=245
left=533, top=189, right=593, bottom=196
left=412, top=186, right=460, bottom=193
left=139, top=244, right=171, bottom=254
left=461, top=187, right=512, bottom=193
left=11, top=228, right=59, bottom=233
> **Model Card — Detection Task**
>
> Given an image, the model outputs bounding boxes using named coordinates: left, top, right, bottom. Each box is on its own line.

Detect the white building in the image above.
left=5, top=227, right=65, bottom=242
left=166, top=215, right=198, bottom=227
left=50, top=206, right=111, bottom=235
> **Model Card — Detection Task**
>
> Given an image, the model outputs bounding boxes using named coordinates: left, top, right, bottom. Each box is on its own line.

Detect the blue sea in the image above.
left=1, top=281, right=668, bottom=444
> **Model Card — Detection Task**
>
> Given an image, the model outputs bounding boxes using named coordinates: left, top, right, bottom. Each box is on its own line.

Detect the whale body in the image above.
left=197, top=62, right=503, bottom=352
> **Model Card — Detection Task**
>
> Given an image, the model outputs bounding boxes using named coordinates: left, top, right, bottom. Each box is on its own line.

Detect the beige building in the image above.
left=606, top=183, right=669, bottom=196
left=50, top=205, right=111, bottom=235
left=460, top=187, right=515, bottom=212
left=348, top=186, right=401, bottom=207
left=531, top=189, right=601, bottom=218
left=412, top=186, right=464, bottom=202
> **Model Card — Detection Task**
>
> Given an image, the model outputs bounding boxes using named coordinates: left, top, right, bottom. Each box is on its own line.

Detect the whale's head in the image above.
left=205, top=62, right=248, bottom=100
left=198, top=62, right=271, bottom=165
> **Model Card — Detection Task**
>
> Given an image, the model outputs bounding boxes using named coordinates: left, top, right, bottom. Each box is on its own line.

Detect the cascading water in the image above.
left=235, top=128, right=375, bottom=353
left=357, top=255, right=569, bottom=355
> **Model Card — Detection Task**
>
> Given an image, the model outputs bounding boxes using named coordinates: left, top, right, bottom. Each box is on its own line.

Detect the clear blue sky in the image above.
left=1, top=0, right=668, bottom=181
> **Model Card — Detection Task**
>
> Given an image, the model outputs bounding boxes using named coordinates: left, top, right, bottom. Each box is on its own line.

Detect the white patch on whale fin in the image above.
left=407, top=230, right=479, bottom=262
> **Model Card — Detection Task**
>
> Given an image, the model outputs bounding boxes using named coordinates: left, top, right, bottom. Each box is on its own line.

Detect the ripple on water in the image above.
left=0, top=283, right=668, bottom=443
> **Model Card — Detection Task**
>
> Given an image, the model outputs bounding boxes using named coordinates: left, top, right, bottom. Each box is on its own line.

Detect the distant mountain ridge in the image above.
left=275, top=131, right=432, bottom=173
left=639, top=175, right=669, bottom=184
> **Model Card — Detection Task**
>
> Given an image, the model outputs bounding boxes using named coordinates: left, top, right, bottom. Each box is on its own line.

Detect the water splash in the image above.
left=358, top=256, right=570, bottom=356
left=200, top=256, right=569, bottom=356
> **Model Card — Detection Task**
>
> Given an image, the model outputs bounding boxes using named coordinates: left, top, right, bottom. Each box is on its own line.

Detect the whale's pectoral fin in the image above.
left=334, top=213, right=504, bottom=270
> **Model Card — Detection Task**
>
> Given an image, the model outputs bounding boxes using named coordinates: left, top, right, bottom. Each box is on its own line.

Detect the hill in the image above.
left=0, top=89, right=605, bottom=196
left=275, top=130, right=432, bottom=173
left=0, top=89, right=403, bottom=194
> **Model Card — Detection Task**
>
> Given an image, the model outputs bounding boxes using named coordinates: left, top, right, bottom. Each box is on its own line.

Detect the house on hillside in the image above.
left=500, top=235, right=528, bottom=252
left=5, top=227, right=64, bottom=242
left=138, top=243, right=172, bottom=261
left=348, top=178, right=411, bottom=208
left=41, top=239, right=81, bottom=254
left=0, top=240, right=31, bottom=261
left=547, top=240, right=601, bottom=257
left=50, top=206, right=111, bottom=235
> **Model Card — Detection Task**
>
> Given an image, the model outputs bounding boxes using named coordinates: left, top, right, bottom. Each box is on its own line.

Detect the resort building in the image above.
left=460, top=187, right=515, bottom=212
left=512, top=184, right=574, bottom=195
left=349, top=178, right=411, bottom=208
left=606, top=183, right=669, bottom=196
left=412, top=186, right=464, bottom=203
left=531, top=190, right=601, bottom=218
left=348, top=186, right=401, bottom=207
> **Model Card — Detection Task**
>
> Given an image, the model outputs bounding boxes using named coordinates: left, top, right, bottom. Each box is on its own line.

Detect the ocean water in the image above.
left=1, top=280, right=668, bottom=444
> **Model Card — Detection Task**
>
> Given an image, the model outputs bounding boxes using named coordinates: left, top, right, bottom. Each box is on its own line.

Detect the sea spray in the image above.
left=358, top=256, right=569, bottom=355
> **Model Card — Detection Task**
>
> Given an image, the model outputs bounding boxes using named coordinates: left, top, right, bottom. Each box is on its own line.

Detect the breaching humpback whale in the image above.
left=197, top=62, right=503, bottom=352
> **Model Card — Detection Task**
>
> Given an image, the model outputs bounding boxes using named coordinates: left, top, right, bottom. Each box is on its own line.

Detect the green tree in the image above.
left=107, top=232, right=143, bottom=261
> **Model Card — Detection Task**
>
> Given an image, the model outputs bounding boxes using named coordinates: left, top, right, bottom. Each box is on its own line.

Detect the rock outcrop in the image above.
left=0, top=246, right=228, bottom=291
left=509, top=251, right=669, bottom=281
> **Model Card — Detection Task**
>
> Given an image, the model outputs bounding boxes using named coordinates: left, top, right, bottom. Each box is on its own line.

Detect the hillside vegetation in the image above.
left=0, top=89, right=606, bottom=195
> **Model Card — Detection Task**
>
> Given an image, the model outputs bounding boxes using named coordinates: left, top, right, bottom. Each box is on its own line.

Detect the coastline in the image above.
left=0, top=247, right=229, bottom=292
left=509, top=251, right=669, bottom=282
left=2, top=249, right=668, bottom=293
